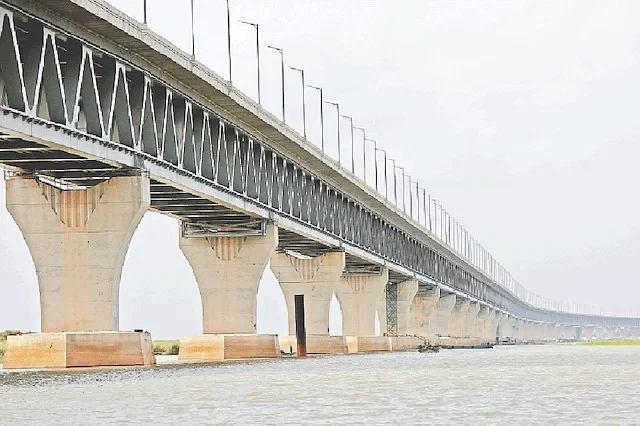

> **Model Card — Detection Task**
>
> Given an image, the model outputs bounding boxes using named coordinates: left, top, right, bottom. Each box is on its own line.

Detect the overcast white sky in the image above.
left=1, top=0, right=639, bottom=338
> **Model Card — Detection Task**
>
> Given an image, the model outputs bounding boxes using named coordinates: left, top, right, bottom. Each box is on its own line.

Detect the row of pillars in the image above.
left=2, top=175, right=637, bottom=369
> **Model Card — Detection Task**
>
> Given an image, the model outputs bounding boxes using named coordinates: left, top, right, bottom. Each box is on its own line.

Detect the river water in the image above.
left=1, top=344, right=639, bottom=425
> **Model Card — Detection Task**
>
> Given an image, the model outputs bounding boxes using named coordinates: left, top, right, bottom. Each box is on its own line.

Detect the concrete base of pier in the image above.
left=432, top=336, right=483, bottom=347
left=2, top=332, right=155, bottom=369
left=178, top=334, right=280, bottom=361
left=345, top=336, right=391, bottom=353
left=389, top=336, right=425, bottom=351
left=278, top=335, right=348, bottom=355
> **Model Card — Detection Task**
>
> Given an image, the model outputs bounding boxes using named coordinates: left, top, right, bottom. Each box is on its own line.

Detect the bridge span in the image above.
left=0, top=0, right=638, bottom=368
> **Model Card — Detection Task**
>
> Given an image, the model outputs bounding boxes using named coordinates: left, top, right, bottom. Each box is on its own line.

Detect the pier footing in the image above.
left=389, top=336, right=425, bottom=351
left=178, top=334, right=280, bottom=361
left=345, top=336, right=391, bottom=353
left=2, top=332, right=155, bottom=369
left=278, top=335, right=348, bottom=355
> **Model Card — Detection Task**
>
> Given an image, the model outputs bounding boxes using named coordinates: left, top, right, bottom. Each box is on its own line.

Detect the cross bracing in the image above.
left=0, top=1, right=637, bottom=329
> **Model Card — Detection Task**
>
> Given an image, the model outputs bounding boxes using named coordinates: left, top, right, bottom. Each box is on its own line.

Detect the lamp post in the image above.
left=354, top=126, right=366, bottom=183
left=340, top=115, right=355, bottom=174
left=267, top=46, right=285, bottom=123
left=190, top=0, right=195, bottom=56
left=226, top=0, right=232, bottom=83
left=143, top=0, right=147, bottom=24
left=366, top=139, right=379, bottom=192
left=239, top=20, right=260, bottom=104
left=289, top=67, right=306, bottom=139
left=375, top=146, right=387, bottom=198
left=308, top=85, right=324, bottom=151
left=392, top=163, right=405, bottom=213
left=325, top=101, right=341, bottom=166
left=406, top=174, right=413, bottom=218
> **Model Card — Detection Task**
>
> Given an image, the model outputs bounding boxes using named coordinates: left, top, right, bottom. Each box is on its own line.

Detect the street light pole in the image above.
left=325, top=101, right=340, bottom=166
left=267, top=46, right=285, bottom=123
left=366, top=139, right=378, bottom=192
left=355, top=127, right=366, bottom=183
left=190, top=0, right=195, bottom=56
left=376, top=147, right=387, bottom=198
left=340, top=115, right=355, bottom=174
left=143, top=0, right=147, bottom=24
left=226, top=0, right=232, bottom=84
left=308, top=86, right=324, bottom=151
left=239, top=20, right=260, bottom=104
left=290, top=67, right=306, bottom=139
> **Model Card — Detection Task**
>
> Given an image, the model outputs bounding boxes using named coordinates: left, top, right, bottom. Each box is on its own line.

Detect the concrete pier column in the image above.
left=562, top=325, right=577, bottom=340
left=407, top=287, right=440, bottom=338
left=429, top=292, right=457, bottom=339
left=178, top=224, right=280, bottom=361
left=396, top=280, right=419, bottom=336
left=336, top=269, right=390, bottom=352
left=465, top=302, right=481, bottom=338
left=581, top=326, right=595, bottom=341
left=474, top=306, right=495, bottom=343
left=448, top=298, right=471, bottom=338
left=3, top=175, right=154, bottom=369
left=488, top=311, right=503, bottom=343
left=499, top=315, right=517, bottom=339
left=269, top=251, right=347, bottom=354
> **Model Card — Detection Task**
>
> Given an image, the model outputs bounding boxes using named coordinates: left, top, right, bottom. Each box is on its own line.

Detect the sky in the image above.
left=1, top=0, right=639, bottom=338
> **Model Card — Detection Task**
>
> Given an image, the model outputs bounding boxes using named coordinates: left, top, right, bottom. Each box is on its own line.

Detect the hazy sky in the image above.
left=1, top=0, right=639, bottom=338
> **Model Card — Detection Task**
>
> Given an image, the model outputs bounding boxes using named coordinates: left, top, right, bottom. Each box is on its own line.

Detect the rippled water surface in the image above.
left=1, top=345, right=639, bottom=425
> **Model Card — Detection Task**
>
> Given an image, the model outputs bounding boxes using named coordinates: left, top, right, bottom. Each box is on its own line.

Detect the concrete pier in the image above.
left=336, top=269, right=390, bottom=352
left=270, top=251, right=347, bottom=354
left=449, top=298, right=471, bottom=338
left=178, top=224, right=280, bottom=361
left=429, top=293, right=457, bottom=338
left=4, top=175, right=153, bottom=369
left=407, top=287, right=440, bottom=338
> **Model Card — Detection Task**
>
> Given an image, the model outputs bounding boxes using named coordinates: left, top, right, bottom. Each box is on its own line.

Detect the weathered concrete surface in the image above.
left=278, top=335, right=348, bottom=355
left=407, top=288, right=440, bottom=338
left=336, top=270, right=389, bottom=336
left=178, top=334, right=280, bottom=361
left=179, top=224, right=278, bottom=334
left=270, top=251, right=345, bottom=336
left=437, top=336, right=483, bottom=347
left=396, top=280, right=419, bottom=335
left=5, top=176, right=149, bottom=332
left=389, top=336, right=424, bottom=351
left=3, top=331, right=155, bottom=369
left=474, top=306, right=495, bottom=343
left=345, top=336, right=391, bottom=353
left=429, top=293, right=457, bottom=338
left=449, top=298, right=471, bottom=337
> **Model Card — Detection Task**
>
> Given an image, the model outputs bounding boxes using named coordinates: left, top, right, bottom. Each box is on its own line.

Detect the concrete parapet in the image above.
left=336, top=270, right=389, bottom=336
left=178, top=334, right=280, bottom=361
left=5, top=175, right=149, bottom=332
left=278, top=335, right=348, bottom=355
left=389, top=336, right=424, bottom=351
left=269, top=251, right=345, bottom=336
left=3, top=331, right=155, bottom=369
left=345, top=336, right=391, bottom=353
left=179, top=224, right=278, bottom=334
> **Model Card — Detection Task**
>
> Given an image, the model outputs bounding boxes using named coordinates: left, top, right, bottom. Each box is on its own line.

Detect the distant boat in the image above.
left=418, top=344, right=440, bottom=353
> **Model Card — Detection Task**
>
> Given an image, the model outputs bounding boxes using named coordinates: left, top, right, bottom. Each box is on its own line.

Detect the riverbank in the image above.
left=0, top=340, right=5, bottom=362
left=579, top=339, right=640, bottom=346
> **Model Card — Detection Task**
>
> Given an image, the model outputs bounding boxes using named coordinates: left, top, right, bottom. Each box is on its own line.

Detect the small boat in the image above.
left=418, top=343, right=440, bottom=353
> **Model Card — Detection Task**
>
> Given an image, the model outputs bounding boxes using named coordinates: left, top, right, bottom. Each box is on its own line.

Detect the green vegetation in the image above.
left=579, top=339, right=640, bottom=346
left=1, top=330, right=22, bottom=363
left=153, top=340, right=180, bottom=355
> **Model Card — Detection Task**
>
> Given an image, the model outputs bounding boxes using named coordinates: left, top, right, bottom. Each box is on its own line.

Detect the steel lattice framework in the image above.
left=0, top=1, right=637, bottom=329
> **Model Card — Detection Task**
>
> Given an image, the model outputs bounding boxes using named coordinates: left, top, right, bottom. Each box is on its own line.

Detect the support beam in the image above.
left=3, top=175, right=154, bottom=369
left=269, top=251, right=347, bottom=354
left=178, top=223, right=280, bottom=361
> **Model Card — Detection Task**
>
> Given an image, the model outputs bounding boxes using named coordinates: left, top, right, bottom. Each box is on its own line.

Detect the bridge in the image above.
left=1, top=0, right=638, bottom=369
